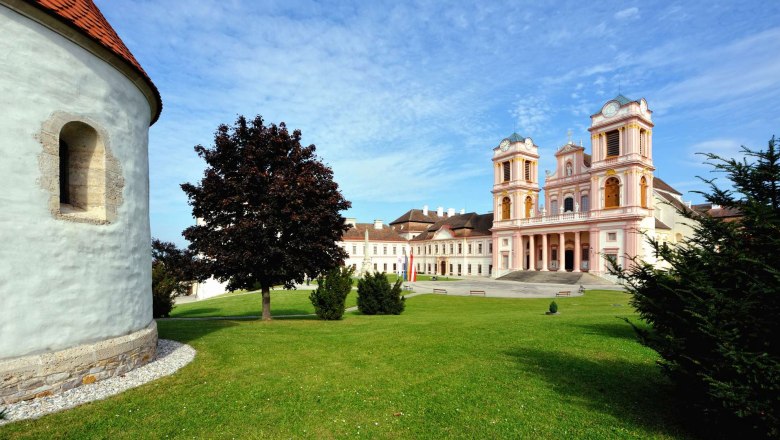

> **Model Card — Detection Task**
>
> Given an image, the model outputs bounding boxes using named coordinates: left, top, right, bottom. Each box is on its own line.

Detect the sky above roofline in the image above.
left=95, top=0, right=780, bottom=247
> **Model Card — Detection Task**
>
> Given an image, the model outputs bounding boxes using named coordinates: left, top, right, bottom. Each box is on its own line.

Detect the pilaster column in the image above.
left=574, top=231, right=581, bottom=272
left=541, top=234, right=548, bottom=271
left=529, top=234, right=535, bottom=270
left=558, top=232, right=565, bottom=271
left=519, top=235, right=525, bottom=270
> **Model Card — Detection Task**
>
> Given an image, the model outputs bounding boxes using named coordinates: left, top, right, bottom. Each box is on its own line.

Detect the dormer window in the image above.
left=606, top=130, right=619, bottom=157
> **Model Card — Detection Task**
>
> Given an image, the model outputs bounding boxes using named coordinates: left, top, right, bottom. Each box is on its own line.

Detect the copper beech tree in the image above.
left=181, top=116, right=351, bottom=320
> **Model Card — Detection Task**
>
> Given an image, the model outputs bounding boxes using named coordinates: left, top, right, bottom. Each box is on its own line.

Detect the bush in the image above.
left=310, top=266, right=354, bottom=320
left=549, top=301, right=558, bottom=313
left=357, top=272, right=405, bottom=315
left=152, top=262, right=185, bottom=318
left=613, top=137, right=780, bottom=438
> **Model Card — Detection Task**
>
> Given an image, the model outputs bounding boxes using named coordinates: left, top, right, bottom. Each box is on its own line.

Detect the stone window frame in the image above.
left=38, top=113, right=123, bottom=225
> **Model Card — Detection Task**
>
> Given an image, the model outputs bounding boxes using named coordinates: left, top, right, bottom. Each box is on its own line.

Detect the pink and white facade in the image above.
left=491, top=95, right=660, bottom=278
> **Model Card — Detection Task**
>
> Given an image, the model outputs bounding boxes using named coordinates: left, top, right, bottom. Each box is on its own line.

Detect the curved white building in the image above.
left=0, top=0, right=162, bottom=403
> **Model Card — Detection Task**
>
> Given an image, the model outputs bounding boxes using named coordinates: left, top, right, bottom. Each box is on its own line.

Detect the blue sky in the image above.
left=96, top=1, right=780, bottom=247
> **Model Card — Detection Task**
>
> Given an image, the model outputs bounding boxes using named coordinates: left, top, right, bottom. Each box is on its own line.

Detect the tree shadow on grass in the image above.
left=169, top=307, right=221, bottom=318
left=504, top=347, right=694, bottom=439
left=156, top=319, right=240, bottom=344
left=566, top=320, right=648, bottom=342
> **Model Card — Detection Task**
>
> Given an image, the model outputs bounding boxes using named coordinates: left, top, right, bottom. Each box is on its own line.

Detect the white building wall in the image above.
left=0, top=8, right=153, bottom=359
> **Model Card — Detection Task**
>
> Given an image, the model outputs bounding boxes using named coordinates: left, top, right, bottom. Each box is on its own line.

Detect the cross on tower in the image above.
left=566, top=129, right=573, bottom=144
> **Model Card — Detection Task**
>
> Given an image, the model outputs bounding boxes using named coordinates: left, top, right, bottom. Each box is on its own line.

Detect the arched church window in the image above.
left=639, top=129, right=646, bottom=156
left=640, top=176, right=648, bottom=208
left=550, top=199, right=558, bottom=214
left=605, top=177, right=620, bottom=208
left=58, top=121, right=107, bottom=215
left=606, top=130, right=620, bottom=157
left=524, top=161, right=531, bottom=181
left=581, top=194, right=589, bottom=212
left=502, top=197, right=511, bottom=220
left=564, top=197, right=574, bottom=212
left=565, top=161, right=573, bottom=176
left=502, top=161, right=510, bottom=182
left=525, top=196, right=533, bottom=217
left=59, top=139, right=70, bottom=204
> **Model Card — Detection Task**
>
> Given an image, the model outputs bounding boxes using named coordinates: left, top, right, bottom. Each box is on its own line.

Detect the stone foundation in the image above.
left=0, top=321, right=157, bottom=404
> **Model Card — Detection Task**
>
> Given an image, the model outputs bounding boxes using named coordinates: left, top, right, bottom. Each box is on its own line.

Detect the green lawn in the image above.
left=1, top=291, right=692, bottom=439
left=171, top=289, right=358, bottom=318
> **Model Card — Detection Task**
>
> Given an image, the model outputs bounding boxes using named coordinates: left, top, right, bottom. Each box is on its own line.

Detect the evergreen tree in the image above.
left=613, top=137, right=780, bottom=438
left=310, top=266, right=354, bottom=320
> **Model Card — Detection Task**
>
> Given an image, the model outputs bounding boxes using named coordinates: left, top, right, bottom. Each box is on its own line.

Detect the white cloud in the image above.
left=614, top=7, right=640, bottom=20
left=510, top=96, right=551, bottom=137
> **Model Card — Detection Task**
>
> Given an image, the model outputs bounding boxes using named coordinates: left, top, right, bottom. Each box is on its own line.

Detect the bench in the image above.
left=556, top=291, right=571, bottom=297
left=403, top=284, right=413, bottom=291
left=469, top=290, right=486, bottom=296
left=433, top=288, right=447, bottom=294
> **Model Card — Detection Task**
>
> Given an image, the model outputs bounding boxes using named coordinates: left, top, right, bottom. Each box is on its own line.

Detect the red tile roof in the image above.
left=342, top=224, right=407, bottom=242
left=30, top=0, right=161, bottom=124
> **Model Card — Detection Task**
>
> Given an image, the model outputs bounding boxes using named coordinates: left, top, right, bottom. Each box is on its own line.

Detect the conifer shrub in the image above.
left=309, top=266, right=354, bottom=320
left=152, top=263, right=183, bottom=318
left=357, top=272, right=405, bottom=315
left=549, top=301, right=558, bottom=314
left=613, top=137, right=780, bottom=438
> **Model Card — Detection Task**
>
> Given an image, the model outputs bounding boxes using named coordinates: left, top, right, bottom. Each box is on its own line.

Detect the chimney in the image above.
left=460, top=208, right=465, bottom=215
left=344, top=218, right=357, bottom=228
left=447, top=208, right=455, bottom=217
left=422, top=205, right=429, bottom=216
left=437, top=206, right=444, bottom=217
left=374, top=219, right=383, bottom=229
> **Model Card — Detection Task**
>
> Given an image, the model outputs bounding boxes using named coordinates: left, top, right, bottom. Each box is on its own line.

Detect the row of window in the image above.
left=345, top=241, right=494, bottom=257
left=603, top=128, right=650, bottom=159
left=348, top=263, right=494, bottom=277
left=501, top=160, right=533, bottom=182
left=499, top=175, right=649, bottom=219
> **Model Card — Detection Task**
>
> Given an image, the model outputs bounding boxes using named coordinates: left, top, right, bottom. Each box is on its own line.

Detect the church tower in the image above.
left=588, top=96, right=655, bottom=213
left=491, top=133, right=540, bottom=222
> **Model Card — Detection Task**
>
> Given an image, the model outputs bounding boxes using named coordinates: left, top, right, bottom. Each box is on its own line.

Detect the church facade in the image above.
left=339, top=95, right=693, bottom=280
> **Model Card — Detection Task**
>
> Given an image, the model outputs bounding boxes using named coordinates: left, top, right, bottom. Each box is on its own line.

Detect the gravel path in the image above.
left=0, top=339, right=195, bottom=425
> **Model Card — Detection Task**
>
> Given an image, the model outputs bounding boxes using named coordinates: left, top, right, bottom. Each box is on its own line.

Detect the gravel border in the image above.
left=0, top=339, right=195, bottom=425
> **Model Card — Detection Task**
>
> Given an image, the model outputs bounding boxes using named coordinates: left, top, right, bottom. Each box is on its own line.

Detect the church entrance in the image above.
left=440, top=261, right=446, bottom=275
left=565, top=250, right=574, bottom=271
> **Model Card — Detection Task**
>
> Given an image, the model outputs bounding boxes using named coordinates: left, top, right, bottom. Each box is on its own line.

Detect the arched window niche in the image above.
left=605, top=176, right=620, bottom=208
left=640, top=176, right=648, bottom=208
left=38, top=114, right=123, bottom=225
left=501, top=196, right=511, bottom=220
left=563, top=196, right=574, bottom=212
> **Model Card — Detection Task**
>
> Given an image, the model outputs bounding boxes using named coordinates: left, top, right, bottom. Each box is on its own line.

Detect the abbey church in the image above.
left=338, top=95, right=694, bottom=282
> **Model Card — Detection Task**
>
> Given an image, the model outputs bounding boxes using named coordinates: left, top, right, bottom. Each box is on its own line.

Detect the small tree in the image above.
left=151, top=239, right=205, bottom=318
left=357, top=272, right=405, bottom=315
left=310, top=266, right=354, bottom=320
left=151, top=262, right=181, bottom=318
left=181, top=116, right=351, bottom=320
left=612, top=137, right=780, bottom=438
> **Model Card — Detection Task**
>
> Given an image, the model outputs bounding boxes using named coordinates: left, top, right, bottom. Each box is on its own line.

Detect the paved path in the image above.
left=403, top=278, right=624, bottom=298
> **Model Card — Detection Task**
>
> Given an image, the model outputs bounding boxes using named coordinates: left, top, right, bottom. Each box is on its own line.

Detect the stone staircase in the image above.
left=497, top=270, right=616, bottom=285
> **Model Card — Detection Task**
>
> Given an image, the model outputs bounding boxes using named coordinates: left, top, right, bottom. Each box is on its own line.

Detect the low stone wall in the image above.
left=0, top=321, right=157, bottom=404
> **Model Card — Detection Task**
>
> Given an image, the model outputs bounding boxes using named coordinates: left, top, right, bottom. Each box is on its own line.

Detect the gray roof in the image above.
left=613, top=94, right=634, bottom=105
left=507, top=132, right=526, bottom=142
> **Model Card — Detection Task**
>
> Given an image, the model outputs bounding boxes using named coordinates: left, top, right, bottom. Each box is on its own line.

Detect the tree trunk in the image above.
left=261, top=285, right=272, bottom=321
